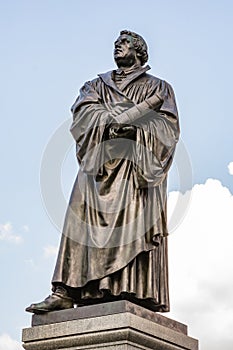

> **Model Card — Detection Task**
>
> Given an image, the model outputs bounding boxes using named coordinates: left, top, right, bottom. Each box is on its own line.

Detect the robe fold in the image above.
left=52, top=65, right=179, bottom=312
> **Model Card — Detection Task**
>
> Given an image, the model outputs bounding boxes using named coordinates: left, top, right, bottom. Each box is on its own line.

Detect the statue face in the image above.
left=114, top=34, right=137, bottom=66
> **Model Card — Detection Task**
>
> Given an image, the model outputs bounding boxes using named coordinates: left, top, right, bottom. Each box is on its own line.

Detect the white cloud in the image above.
left=227, top=161, right=233, bottom=175
left=43, top=245, right=58, bottom=258
left=0, top=223, right=22, bottom=244
left=167, top=179, right=233, bottom=350
left=0, top=334, right=23, bottom=350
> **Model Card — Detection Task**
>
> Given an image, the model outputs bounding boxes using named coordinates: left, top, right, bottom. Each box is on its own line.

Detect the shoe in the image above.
left=25, top=292, right=74, bottom=314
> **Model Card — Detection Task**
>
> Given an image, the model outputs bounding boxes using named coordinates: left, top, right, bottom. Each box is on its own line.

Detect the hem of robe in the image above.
left=52, top=238, right=169, bottom=313
left=52, top=227, right=166, bottom=289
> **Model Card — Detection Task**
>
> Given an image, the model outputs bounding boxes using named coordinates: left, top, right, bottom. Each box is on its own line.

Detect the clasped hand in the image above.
left=109, top=124, right=136, bottom=139
left=109, top=102, right=136, bottom=140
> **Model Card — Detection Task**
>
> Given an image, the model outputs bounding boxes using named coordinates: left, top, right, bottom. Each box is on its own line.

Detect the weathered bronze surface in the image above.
left=26, top=30, right=179, bottom=314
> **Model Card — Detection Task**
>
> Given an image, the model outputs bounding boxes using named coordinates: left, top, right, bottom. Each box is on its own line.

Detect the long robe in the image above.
left=52, top=65, right=179, bottom=312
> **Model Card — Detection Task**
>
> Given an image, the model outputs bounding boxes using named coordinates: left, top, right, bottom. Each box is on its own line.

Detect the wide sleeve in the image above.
left=70, top=80, right=112, bottom=175
left=133, top=80, right=180, bottom=188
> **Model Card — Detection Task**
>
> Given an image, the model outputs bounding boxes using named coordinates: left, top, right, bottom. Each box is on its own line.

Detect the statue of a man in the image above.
left=26, top=30, right=179, bottom=314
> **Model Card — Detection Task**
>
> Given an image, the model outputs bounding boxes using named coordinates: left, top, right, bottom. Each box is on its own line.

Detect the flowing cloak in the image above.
left=52, top=65, right=180, bottom=312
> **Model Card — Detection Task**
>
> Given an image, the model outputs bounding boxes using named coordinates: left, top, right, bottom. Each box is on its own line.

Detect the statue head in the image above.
left=114, top=30, right=148, bottom=68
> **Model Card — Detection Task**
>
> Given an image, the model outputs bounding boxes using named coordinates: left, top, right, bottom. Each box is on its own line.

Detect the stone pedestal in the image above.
left=22, top=300, right=198, bottom=350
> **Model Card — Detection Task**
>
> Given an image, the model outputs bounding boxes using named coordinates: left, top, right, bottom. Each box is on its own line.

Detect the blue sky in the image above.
left=0, top=1, right=233, bottom=349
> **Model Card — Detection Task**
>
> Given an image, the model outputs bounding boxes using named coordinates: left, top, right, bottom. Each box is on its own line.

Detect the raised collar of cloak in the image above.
left=98, top=65, right=151, bottom=96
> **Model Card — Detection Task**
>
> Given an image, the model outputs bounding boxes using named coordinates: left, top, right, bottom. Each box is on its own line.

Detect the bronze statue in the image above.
left=26, top=30, right=179, bottom=314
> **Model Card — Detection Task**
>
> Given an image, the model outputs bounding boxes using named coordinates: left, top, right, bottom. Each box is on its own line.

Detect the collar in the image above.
left=98, top=65, right=151, bottom=93
left=115, top=63, right=142, bottom=76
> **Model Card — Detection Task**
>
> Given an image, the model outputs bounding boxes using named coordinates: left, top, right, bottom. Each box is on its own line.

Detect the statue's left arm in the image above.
left=113, top=80, right=180, bottom=187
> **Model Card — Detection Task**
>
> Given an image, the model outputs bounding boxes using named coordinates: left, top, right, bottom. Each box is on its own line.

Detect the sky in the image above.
left=0, top=1, right=233, bottom=349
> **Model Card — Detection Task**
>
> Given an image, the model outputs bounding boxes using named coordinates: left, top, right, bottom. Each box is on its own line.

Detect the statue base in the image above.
left=22, top=300, right=198, bottom=349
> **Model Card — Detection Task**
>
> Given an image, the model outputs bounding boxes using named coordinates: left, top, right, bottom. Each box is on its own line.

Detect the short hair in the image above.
left=120, top=30, right=148, bottom=66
